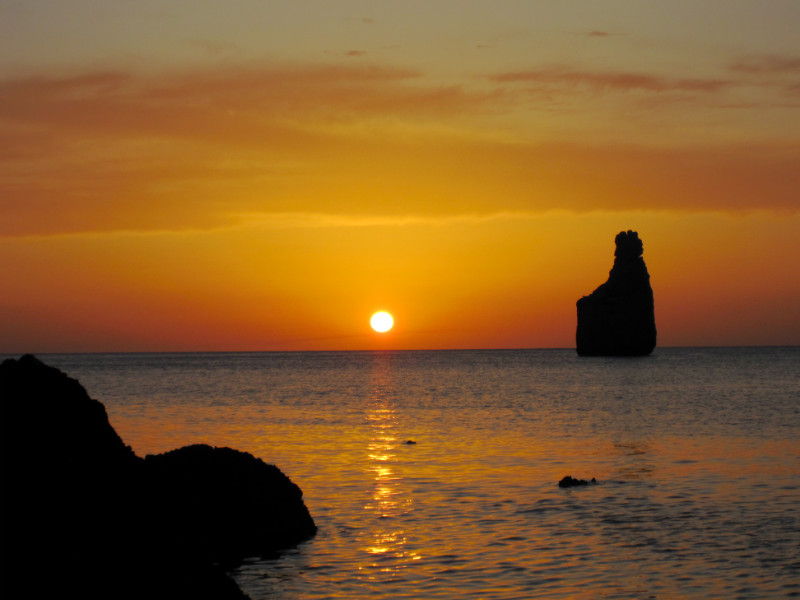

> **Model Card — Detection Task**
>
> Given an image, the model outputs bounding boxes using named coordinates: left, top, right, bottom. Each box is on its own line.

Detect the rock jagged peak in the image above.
left=614, top=230, right=644, bottom=260
left=607, top=230, right=650, bottom=287
left=576, top=230, right=656, bottom=356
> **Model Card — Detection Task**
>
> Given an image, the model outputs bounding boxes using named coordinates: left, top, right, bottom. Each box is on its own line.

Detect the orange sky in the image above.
left=1, top=1, right=799, bottom=351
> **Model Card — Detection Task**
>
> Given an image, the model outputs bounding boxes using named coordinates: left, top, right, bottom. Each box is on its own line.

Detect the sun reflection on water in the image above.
left=359, top=354, right=419, bottom=578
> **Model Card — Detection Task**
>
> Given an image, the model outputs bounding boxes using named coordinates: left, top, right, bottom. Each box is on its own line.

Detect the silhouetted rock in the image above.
left=576, top=230, right=656, bottom=356
left=1, top=355, right=146, bottom=597
left=0, top=353, right=138, bottom=470
left=558, top=475, right=598, bottom=488
left=1, top=354, right=316, bottom=600
left=145, top=444, right=317, bottom=564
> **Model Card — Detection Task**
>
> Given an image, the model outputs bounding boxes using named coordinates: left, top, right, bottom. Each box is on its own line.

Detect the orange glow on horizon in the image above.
left=1, top=4, right=799, bottom=351
left=1, top=210, right=799, bottom=351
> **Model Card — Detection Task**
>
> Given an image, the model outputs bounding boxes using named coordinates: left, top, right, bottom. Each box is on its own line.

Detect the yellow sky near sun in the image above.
left=1, top=1, right=799, bottom=350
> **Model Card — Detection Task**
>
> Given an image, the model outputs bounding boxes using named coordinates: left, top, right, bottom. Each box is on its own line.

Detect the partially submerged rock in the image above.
left=145, top=444, right=317, bottom=564
left=1, top=354, right=316, bottom=599
left=558, top=475, right=598, bottom=488
left=576, top=230, right=656, bottom=356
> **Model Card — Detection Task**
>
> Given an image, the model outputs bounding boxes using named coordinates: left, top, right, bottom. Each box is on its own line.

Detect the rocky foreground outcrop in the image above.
left=576, top=230, right=657, bottom=356
left=0, top=354, right=316, bottom=600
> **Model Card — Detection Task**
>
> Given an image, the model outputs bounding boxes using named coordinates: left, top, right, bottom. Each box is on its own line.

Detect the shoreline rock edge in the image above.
left=1, top=354, right=316, bottom=600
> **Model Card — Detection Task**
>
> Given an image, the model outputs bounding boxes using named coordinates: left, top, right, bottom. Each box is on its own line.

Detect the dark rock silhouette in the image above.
left=145, top=444, right=317, bottom=565
left=1, top=354, right=316, bottom=600
left=576, top=230, right=656, bottom=356
left=558, top=475, right=598, bottom=488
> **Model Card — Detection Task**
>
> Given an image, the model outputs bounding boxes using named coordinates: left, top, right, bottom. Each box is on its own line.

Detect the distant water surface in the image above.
left=28, top=348, right=800, bottom=599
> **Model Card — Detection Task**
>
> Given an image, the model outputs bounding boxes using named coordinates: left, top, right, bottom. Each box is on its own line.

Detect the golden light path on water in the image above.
left=361, top=355, right=419, bottom=578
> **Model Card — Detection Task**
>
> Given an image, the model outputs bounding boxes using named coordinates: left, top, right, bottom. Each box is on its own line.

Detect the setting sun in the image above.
left=370, top=311, right=394, bottom=333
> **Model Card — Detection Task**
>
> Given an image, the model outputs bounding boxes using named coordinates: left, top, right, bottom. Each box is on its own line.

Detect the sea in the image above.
left=24, top=348, right=800, bottom=599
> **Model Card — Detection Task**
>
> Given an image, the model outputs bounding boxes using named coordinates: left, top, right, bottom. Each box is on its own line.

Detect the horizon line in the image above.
left=2, top=344, right=798, bottom=356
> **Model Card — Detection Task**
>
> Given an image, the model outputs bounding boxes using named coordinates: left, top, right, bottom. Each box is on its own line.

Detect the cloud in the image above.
left=187, top=39, right=240, bottom=57
left=238, top=211, right=538, bottom=230
left=784, top=82, right=800, bottom=96
left=345, top=50, right=367, bottom=57
left=0, top=63, right=510, bottom=237
left=3, top=132, right=797, bottom=237
left=489, top=66, right=731, bottom=93
left=0, top=63, right=502, bottom=166
left=730, top=55, right=800, bottom=74
left=586, top=31, right=611, bottom=37
left=0, top=63, right=507, bottom=143
left=1, top=61, right=798, bottom=238
left=728, top=55, right=800, bottom=96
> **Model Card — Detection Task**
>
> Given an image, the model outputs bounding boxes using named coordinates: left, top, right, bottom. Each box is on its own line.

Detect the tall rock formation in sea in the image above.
left=576, top=230, right=656, bottom=356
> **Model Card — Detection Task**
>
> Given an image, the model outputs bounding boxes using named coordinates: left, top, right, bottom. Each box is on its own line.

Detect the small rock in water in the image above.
left=558, top=475, right=598, bottom=488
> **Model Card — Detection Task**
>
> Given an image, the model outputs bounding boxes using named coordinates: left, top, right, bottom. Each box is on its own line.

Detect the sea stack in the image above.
left=576, top=230, right=656, bottom=356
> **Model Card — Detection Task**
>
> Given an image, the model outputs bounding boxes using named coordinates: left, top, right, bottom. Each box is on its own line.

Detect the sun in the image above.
left=370, top=311, right=394, bottom=333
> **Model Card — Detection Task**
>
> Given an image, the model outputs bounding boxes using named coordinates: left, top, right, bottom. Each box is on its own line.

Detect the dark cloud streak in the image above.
left=489, top=66, right=731, bottom=93
left=0, top=64, right=490, bottom=146
left=730, top=55, right=800, bottom=74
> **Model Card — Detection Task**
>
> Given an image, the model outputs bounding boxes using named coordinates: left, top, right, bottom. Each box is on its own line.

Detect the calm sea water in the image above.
left=25, top=348, right=800, bottom=599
